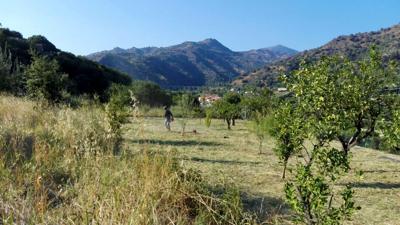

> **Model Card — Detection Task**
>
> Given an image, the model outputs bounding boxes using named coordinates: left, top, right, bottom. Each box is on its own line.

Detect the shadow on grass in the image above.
left=362, top=169, right=400, bottom=173
left=242, top=193, right=291, bottom=223
left=182, top=156, right=264, bottom=165
left=342, top=182, right=400, bottom=189
left=128, top=138, right=223, bottom=147
left=207, top=185, right=291, bottom=223
left=378, top=156, right=400, bottom=163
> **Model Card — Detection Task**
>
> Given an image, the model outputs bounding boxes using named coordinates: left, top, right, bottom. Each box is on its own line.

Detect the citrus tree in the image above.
left=271, top=48, right=399, bottom=225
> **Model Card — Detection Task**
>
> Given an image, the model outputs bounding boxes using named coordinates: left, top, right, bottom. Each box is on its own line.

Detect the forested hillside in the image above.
left=234, top=23, right=400, bottom=87
left=0, top=27, right=131, bottom=98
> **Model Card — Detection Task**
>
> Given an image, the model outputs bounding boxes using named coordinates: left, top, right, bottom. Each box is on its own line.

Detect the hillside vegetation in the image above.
left=234, top=23, right=400, bottom=87
left=0, top=27, right=131, bottom=98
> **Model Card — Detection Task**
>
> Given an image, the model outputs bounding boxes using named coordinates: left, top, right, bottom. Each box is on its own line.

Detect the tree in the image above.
left=211, top=99, right=237, bottom=130
left=0, top=45, right=13, bottom=91
left=25, top=54, right=68, bottom=103
left=0, top=46, right=24, bottom=94
left=130, top=81, right=172, bottom=107
left=241, top=88, right=274, bottom=119
left=380, top=108, right=400, bottom=153
left=271, top=49, right=398, bottom=225
left=178, top=93, right=194, bottom=135
left=223, top=92, right=241, bottom=126
left=249, top=113, right=273, bottom=154
left=208, top=92, right=242, bottom=130
left=105, top=86, right=132, bottom=154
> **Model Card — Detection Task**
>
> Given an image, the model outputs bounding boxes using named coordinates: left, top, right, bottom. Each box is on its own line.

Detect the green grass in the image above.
left=124, top=117, right=400, bottom=225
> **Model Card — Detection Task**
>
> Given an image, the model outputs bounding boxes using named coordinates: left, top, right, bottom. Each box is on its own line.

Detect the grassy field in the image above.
left=1, top=95, right=399, bottom=224
left=124, top=117, right=400, bottom=225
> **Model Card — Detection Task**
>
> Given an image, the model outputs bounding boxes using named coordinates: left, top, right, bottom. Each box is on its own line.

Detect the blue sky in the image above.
left=2, top=0, right=400, bottom=55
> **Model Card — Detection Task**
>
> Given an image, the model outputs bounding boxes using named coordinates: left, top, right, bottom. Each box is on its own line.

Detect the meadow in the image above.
left=1, top=95, right=399, bottom=224
left=126, top=116, right=400, bottom=225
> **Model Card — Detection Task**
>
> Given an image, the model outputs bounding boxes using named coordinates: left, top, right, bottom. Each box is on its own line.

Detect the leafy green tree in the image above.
left=25, top=54, right=68, bottom=103
left=178, top=93, right=195, bottom=135
left=380, top=108, right=400, bottom=153
left=272, top=49, right=398, bottom=225
left=241, top=88, right=274, bottom=119
left=130, top=81, right=172, bottom=107
left=0, top=46, right=24, bottom=94
left=249, top=113, right=273, bottom=154
left=208, top=92, right=242, bottom=129
left=223, top=92, right=241, bottom=126
left=105, top=87, right=132, bottom=154
left=0, top=45, right=13, bottom=91
left=210, top=99, right=237, bottom=130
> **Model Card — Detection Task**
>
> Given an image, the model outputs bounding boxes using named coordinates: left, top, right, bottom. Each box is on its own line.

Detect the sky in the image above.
left=1, top=0, right=400, bottom=55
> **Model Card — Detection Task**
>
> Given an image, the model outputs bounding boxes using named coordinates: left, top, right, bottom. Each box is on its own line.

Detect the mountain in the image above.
left=87, top=39, right=297, bottom=87
left=233, top=24, right=400, bottom=87
left=0, top=28, right=131, bottom=97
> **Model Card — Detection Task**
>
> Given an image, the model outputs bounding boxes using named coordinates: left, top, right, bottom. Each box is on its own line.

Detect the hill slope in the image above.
left=87, top=39, right=297, bottom=87
left=233, top=24, right=400, bottom=87
left=0, top=28, right=131, bottom=97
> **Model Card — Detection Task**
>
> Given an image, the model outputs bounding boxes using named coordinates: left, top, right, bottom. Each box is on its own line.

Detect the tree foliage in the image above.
left=271, top=48, right=399, bottom=225
left=0, top=27, right=131, bottom=99
left=130, top=81, right=172, bottom=107
left=240, top=88, right=274, bottom=119
left=208, top=92, right=242, bottom=129
left=0, top=46, right=24, bottom=94
left=25, top=55, right=67, bottom=103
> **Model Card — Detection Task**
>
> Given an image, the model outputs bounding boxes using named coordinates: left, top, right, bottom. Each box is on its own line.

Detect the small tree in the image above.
left=105, top=85, right=132, bottom=154
left=178, top=93, right=194, bottom=135
left=272, top=49, right=398, bottom=225
left=224, top=92, right=241, bottom=126
left=212, top=99, right=237, bottom=129
left=380, top=108, right=400, bottom=153
left=250, top=113, right=273, bottom=154
left=25, top=54, right=67, bottom=103
left=209, top=92, right=242, bottom=130
left=241, top=88, right=274, bottom=119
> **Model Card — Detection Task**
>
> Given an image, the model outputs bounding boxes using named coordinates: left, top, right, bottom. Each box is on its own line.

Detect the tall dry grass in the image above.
left=0, top=95, right=255, bottom=224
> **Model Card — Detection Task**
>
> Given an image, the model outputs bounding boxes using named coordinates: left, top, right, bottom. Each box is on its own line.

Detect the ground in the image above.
left=124, top=117, right=400, bottom=225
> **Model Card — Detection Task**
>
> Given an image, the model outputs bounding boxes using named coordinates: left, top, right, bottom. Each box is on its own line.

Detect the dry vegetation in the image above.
left=0, top=96, right=254, bottom=224
left=126, top=117, right=400, bottom=225
left=1, top=95, right=399, bottom=224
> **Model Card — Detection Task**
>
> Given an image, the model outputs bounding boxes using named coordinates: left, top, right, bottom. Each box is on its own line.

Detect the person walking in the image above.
left=164, top=106, right=174, bottom=131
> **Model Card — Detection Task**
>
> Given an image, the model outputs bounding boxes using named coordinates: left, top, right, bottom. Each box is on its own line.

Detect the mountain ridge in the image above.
left=87, top=39, right=298, bottom=87
left=233, top=23, right=400, bottom=87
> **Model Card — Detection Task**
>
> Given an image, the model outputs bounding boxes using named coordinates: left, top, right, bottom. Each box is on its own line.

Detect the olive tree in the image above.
left=208, top=92, right=242, bottom=130
left=271, top=48, right=398, bottom=225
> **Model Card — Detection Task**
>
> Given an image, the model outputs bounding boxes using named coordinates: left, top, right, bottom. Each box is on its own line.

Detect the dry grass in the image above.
left=1, top=95, right=399, bottom=224
left=125, top=117, right=400, bottom=225
left=0, top=96, right=255, bottom=224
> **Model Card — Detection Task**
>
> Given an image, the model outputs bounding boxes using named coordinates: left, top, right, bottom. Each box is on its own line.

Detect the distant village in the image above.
left=198, top=87, right=288, bottom=107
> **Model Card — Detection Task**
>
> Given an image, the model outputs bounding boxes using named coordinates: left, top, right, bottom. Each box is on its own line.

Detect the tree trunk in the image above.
left=282, top=161, right=287, bottom=179
left=259, top=140, right=263, bottom=154
left=226, top=118, right=231, bottom=130
left=232, top=119, right=236, bottom=126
